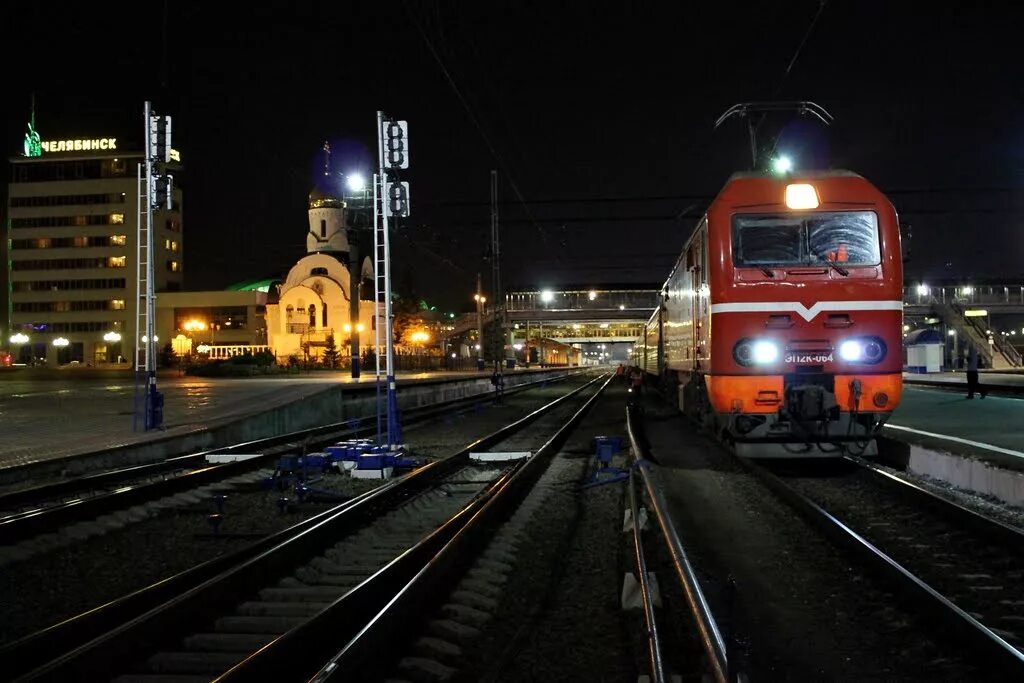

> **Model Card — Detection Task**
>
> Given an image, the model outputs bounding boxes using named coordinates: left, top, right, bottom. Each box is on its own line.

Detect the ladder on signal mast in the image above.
left=133, top=162, right=152, bottom=430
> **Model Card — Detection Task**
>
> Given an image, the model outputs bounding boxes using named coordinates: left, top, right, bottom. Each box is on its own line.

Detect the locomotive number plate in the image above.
left=785, top=353, right=833, bottom=364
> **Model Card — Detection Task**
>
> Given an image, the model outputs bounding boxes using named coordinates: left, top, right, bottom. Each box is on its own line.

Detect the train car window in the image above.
left=732, top=216, right=804, bottom=265
left=732, top=211, right=880, bottom=267
left=807, top=212, right=880, bottom=265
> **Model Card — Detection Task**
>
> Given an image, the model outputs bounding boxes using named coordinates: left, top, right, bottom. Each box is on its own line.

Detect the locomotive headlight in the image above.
left=839, top=340, right=864, bottom=362
left=751, top=340, right=779, bottom=364
left=839, top=337, right=886, bottom=364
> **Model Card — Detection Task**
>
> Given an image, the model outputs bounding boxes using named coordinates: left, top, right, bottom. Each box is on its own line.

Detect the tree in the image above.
left=158, top=342, right=176, bottom=368
left=323, top=334, right=339, bottom=369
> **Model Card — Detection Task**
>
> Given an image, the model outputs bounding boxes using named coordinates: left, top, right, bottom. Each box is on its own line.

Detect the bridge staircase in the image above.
left=934, top=302, right=1021, bottom=369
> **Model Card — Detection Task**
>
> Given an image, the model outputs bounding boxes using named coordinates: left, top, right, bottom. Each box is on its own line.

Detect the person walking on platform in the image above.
left=966, top=345, right=987, bottom=399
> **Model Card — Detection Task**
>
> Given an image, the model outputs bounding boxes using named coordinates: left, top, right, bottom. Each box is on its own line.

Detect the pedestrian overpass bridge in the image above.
left=441, top=281, right=1024, bottom=368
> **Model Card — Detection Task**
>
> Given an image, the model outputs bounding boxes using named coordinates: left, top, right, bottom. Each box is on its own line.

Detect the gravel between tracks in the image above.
left=384, top=382, right=638, bottom=682
left=0, top=377, right=591, bottom=646
left=639, top=397, right=982, bottom=681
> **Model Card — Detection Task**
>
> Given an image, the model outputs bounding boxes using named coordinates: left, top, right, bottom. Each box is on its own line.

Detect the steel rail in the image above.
left=0, top=370, right=582, bottom=545
left=300, top=374, right=614, bottom=683
left=741, top=458, right=1024, bottom=677
left=17, top=372, right=603, bottom=682
left=627, top=405, right=730, bottom=683
left=628, top=461, right=667, bottom=683
left=847, top=454, right=1024, bottom=548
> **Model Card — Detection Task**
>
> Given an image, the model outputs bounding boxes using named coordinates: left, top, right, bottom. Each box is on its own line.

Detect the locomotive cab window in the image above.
left=732, top=211, right=880, bottom=267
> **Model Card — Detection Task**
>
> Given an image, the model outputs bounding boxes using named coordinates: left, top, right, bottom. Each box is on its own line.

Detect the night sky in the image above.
left=4, top=1, right=1024, bottom=311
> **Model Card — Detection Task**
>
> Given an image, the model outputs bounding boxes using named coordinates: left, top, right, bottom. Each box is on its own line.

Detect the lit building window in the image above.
left=171, top=240, right=178, bottom=252
left=169, top=260, right=180, bottom=272
left=165, top=239, right=171, bottom=250
left=110, top=299, right=125, bottom=310
left=34, top=238, right=52, bottom=249
left=108, top=256, right=126, bottom=268
left=73, top=236, right=89, bottom=247
left=110, top=213, right=125, bottom=224
left=111, top=234, right=127, bottom=246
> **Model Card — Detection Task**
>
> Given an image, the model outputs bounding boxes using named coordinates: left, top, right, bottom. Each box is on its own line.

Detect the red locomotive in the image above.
left=633, top=170, right=903, bottom=456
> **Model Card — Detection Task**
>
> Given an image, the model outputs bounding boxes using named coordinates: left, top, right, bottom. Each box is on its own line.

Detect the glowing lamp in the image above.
left=10, top=333, right=29, bottom=344
left=52, top=337, right=69, bottom=347
left=103, top=331, right=122, bottom=343
left=346, top=173, right=366, bottom=192
left=587, top=290, right=597, bottom=301
left=784, top=183, right=819, bottom=210
left=772, top=155, right=793, bottom=174
left=751, top=340, right=779, bottom=364
left=540, top=290, right=554, bottom=303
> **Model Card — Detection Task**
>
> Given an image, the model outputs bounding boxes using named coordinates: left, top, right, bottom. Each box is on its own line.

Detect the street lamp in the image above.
left=53, top=337, right=70, bottom=365
left=9, top=333, right=29, bottom=366
left=474, top=293, right=487, bottom=370
left=540, top=290, right=554, bottom=304
left=103, top=331, right=122, bottom=364
left=346, top=173, right=366, bottom=193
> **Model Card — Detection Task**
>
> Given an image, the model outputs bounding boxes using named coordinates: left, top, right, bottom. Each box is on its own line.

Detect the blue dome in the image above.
left=904, top=329, right=943, bottom=345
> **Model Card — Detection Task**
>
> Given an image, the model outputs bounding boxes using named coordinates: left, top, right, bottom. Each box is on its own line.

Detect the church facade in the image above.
left=265, top=182, right=375, bottom=363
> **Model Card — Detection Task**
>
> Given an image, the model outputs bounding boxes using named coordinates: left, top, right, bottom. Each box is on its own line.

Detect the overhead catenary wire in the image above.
left=403, top=1, right=550, bottom=249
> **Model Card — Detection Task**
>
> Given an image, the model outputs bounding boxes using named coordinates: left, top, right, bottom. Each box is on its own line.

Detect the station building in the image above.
left=5, top=123, right=183, bottom=365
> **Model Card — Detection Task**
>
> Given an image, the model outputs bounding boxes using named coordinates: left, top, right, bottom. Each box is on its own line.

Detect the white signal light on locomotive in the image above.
left=784, top=183, right=819, bottom=210
left=839, top=339, right=864, bottom=362
left=771, top=155, right=793, bottom=175
left=751, top=340, right=779, bottom=364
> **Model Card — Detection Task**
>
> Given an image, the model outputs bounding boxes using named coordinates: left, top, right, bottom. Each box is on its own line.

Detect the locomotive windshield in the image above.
left=732, top=211, right=880, bottom=267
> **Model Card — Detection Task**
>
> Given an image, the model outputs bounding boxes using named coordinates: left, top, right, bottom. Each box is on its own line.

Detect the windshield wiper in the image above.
left=760, top=267, right=775, bottom=278
left=816, top=252, right=849, bottom=277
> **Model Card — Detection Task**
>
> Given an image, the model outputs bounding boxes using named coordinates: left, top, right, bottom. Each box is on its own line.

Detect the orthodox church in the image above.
left=266, top=158, right=375, bottom=362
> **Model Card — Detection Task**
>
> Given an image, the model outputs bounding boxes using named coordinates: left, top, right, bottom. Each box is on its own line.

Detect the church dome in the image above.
left=309, top=178, right=345, bottom=209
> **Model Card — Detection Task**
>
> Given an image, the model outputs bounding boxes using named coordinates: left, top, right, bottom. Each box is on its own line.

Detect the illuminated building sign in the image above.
left=40, top=138, right=117, bottom=153
left=23, top=122, right=42, bottom=157
left=169, top=148, right=181, bottom=162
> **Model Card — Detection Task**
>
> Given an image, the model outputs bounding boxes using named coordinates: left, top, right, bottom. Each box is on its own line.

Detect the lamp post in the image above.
left=345, top=171, right=369, bottom=379
left=10, top=332, right=29, bottom=365
left=52, top=336, right=70, bottom=365
left=474, top=292, right=486, bottom=371
left=103, top=331, right=123, bottom=364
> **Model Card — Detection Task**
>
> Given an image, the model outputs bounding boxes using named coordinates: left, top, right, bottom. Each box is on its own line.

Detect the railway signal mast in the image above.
left=374, top=112, right=411, bottom=449
left=134, top=101, right=171, bottom=431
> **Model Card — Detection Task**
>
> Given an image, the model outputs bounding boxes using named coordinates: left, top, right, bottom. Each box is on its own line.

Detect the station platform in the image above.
left=890, top=372, right=1024, bottom=474
left=0, top=367, right=567, bottom=476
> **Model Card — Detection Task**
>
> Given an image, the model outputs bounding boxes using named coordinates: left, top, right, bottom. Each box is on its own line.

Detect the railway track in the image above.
left=0, top=370, right=579, bottom=547
left=9, top=373, right=608, bottom=682
left=744, top=456, right=1024, bottom=677
left=626, top=405, right=730, bottom=683
left=624, top=395, right=1024, bottom=680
